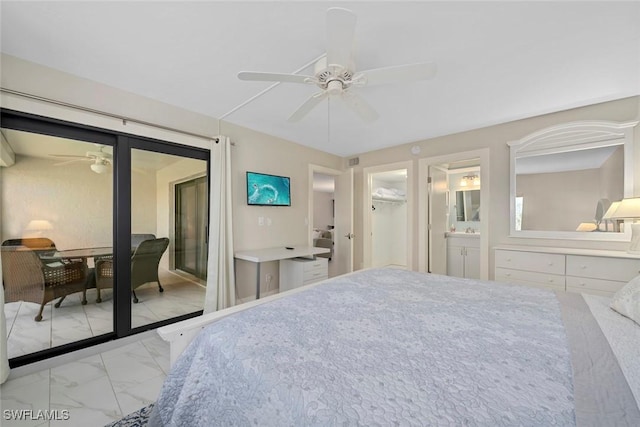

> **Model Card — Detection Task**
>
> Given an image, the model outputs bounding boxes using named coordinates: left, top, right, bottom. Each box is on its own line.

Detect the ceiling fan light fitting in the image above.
left=326, top=80, right=344, bottom=95
left=90, top=162, right=109, bottom=174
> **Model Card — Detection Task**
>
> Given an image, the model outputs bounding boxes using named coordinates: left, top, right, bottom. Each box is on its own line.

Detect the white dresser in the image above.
left=494, top=245, right=640, bottom=297
left=279, top=257, right=328, bottom=292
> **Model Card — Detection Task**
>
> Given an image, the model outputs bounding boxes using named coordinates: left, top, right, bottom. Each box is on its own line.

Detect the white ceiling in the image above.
left=1, top=1, right=639, bottom=157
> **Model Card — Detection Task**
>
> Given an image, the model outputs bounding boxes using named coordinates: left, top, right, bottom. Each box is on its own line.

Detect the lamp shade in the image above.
left=610, top=197, right=640, bottom=219
left=602, top=201, right=621, bottom=220
left=25, top=220, right=53, bottom=231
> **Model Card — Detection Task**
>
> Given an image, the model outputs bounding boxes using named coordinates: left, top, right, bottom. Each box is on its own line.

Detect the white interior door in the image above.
left=428, top=165, right=448, bottom=274
left=334, top=168, right=354, bottom=274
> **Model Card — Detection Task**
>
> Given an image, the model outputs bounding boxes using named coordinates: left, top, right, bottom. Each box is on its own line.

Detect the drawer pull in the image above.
left=548, top=279, right=554, bottom=283
left=581, top=265, right=587, bottom=269
left=505, top=273, right=511, bottom=277
left=548, top=263, right=553, bottom=266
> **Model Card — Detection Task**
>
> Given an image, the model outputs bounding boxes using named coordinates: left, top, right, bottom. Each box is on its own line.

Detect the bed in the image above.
left=150, top=268, right=640, bottom=426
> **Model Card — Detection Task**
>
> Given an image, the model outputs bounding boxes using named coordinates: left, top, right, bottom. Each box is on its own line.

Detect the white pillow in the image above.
left=610, top=275, right=640, bottom=325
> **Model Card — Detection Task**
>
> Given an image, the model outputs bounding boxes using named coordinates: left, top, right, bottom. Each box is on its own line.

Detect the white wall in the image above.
left=371, top=178, right=407, bottom=267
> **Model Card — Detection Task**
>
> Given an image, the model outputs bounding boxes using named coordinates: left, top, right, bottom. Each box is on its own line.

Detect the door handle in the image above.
left=345, top=233, right=355, bottom=240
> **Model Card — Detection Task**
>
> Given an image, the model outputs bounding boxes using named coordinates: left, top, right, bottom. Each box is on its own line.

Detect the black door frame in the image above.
left=1, top=109, right=210, bottom=367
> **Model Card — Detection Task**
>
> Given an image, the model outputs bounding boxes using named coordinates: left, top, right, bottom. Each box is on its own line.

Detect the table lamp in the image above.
left=602, top=201, right=621, bottom=232
left=610, top=197, right=640, bottom=253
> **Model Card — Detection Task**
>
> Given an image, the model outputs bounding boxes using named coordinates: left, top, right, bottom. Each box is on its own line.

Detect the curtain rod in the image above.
left=0, top=87, right=229, bottom=144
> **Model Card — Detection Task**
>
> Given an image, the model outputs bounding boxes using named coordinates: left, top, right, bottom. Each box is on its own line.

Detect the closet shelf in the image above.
left=372, top=197, right=406, bottom=204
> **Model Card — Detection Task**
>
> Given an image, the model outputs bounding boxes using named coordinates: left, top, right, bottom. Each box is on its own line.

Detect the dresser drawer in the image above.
left=495, top=250, right=565, bottom=275
left=566, top=276, right=626, bottom=296
left=566, top=255, right=639, bottom=282
left=495, top=267, right=565, bottom=290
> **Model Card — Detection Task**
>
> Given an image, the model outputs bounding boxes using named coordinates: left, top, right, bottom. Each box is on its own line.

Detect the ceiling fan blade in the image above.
left=341, top=91, right=379, bottom=122
left=287, top=92, right=328, bottom=122
left=49, top=154, right=90, bottom=159
left=326, top=7, right=356, bottom=67
left=237, top=71, right=314, bottom=85
left=356, top=62, right=437, bottom=86
left=53, top=158, right=88, bottom=166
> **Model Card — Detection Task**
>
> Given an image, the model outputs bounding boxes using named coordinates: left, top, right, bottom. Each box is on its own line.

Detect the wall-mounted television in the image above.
left=246, top=171, right=291, bottom=206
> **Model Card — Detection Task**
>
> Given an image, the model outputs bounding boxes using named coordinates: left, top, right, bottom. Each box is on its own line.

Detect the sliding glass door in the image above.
left=175, top=176, right=208, bottom=279
left=0, top=116, right=116, bottom=363
left=1, top=110, right=209, bottom=366
left=127, top=145, right=208, bottom=330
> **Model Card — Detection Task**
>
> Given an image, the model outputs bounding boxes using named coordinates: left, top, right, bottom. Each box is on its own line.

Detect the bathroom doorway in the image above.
left=418, top=149, right=490, bottom=279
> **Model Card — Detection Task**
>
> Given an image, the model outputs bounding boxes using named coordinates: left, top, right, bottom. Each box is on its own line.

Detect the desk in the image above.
left=234, top=246, right=330, bottom=299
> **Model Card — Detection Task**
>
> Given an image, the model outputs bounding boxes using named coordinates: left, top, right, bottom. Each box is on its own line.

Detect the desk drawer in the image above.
left=303, top=272, right=328, bottom=285
left=302, top=258, right=328, bottom=273
left=495, top=250, right=565, bottom=275
left=566, top=255, right=639, bottom=282
left=566, top=276, right=626, bottom=296
left=495, top=267, right=565, bottom=290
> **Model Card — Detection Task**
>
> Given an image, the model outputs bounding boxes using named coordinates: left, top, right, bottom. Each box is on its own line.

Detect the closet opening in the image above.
left=363, top=161, right=414, bottom=270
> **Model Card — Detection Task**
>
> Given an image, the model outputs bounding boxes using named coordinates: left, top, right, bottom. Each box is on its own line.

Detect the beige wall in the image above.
left=2, top=54, right=639, bottom=286
left=349, top=96, right=640, bottom=274
left=517, top=169, right=600, bottom=232
left=599, top=145, right=624, bottom=202
left=1, top=54, right=343, bottom=298
left=0, top=155, right=157, bottom=251
left=220, top=121, right=342, bottom=299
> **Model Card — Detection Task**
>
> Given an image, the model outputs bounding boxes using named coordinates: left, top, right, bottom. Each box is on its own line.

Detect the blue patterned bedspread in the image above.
left=151, top=268, right=575, bottom=426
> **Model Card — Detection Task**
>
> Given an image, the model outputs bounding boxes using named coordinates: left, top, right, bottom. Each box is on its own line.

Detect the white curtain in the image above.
left=203, top=136, right=236, bottom=313
left=0, top=251, right=10, bottom=384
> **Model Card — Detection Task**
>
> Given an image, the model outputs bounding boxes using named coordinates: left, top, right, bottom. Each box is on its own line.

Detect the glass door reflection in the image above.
left=128, top=148, right=208, bottom=328
left=1, top=128, right=114, bottom=359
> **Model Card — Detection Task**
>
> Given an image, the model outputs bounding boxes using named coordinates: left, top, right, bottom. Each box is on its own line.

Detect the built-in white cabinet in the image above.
left=279, top=257, right=328, bottom=292
left=494, top=246, right=640, bottom=297
left=446, top=234, right=480, bottom=279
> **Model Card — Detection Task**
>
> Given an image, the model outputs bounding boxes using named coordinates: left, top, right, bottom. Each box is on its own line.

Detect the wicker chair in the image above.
left=95, top=237, right=169, bottom=303
left=1, top=245, right=88, bottom=321
left=2, top=237, right=56, bottom=254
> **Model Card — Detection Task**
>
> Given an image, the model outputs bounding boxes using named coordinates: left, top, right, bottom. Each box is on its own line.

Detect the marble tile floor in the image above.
left=1, top=330, right=169, bottom=427
left=5, top=270, right=206, bottom=360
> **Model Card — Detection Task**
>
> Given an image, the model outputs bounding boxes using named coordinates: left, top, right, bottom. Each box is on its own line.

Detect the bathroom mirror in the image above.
left=509, top=120, right=636, bottom=240
left=455, top=190, right=480, bottom=222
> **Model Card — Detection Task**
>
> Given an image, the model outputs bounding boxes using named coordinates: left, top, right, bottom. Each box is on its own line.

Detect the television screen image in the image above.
left=246, top=172, right=291, bottom=206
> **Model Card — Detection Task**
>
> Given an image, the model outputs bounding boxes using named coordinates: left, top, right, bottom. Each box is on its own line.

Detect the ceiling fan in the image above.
left=237, top=7, right=437, bottom=123
left=50, top=144, right=112, bottom=174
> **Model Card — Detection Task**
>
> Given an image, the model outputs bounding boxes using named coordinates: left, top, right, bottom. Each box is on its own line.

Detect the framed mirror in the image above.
left=456, top=190, right=480, bottom=222
left=509, top=120, right=637, bottom=240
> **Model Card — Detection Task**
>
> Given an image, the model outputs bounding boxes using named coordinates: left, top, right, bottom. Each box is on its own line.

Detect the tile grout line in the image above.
left=100, top=352, right=125, bottom=420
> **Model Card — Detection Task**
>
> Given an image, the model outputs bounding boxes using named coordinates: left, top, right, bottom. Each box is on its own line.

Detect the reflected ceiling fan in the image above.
left=237, top=7, right=437, bottom=122
left=50, top=144, right=112, bottom=174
